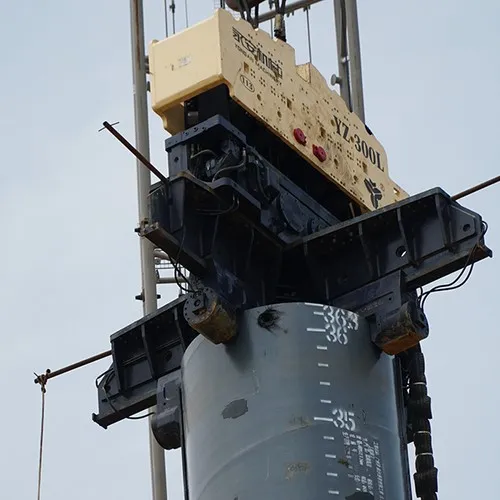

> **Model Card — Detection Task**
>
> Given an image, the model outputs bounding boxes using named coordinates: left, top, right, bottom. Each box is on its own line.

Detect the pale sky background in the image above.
left=1, top=1, right=499, bottom=499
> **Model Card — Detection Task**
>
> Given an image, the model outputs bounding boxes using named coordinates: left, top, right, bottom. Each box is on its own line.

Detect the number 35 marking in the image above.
left=332, top=408, right=356, bottom=431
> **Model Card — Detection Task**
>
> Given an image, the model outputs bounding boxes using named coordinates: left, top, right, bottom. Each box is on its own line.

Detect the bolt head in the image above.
left=293, top=128, right=307, bottom=145
left=312, top=144, right=327, bottom=162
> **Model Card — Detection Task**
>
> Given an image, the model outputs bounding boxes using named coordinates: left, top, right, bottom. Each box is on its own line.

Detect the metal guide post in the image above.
left=333, top=0, right=365, bottom=122
left=345, top=0, right=365, bottom=122
left=333, top=0, right=351, bottom=108
left=129, top=0, right=168, bottom=499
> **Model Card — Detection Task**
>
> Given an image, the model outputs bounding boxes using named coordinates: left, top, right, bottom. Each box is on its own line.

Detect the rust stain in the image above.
left=289, top=416, right=311, bottom=429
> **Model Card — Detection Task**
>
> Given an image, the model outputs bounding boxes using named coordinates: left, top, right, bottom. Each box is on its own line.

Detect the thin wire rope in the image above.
left=185, top=0, right=189, bottom=27
left=163, top=0, right=169, bottom=36
left=170, top=0, right=177, bottom=34
left=269, top=0, right=273, bottom=33
left=35, top=373, right=48, bottom=500
left=305, top=6, right=312, bottom=63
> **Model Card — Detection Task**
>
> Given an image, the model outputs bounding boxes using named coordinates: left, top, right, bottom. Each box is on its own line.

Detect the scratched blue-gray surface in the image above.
left=181, top=303, right=411, bottom=500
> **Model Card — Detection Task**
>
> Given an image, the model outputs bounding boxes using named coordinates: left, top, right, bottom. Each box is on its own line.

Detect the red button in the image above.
left=293, top=128, right=307, bottom=145
left=313, top=145, right=327, bottom=162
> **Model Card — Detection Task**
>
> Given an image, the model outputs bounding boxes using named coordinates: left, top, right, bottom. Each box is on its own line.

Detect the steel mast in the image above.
left=129, top=1, right=168, bottom=499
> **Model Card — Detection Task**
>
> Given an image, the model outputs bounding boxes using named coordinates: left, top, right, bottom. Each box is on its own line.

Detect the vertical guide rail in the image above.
left=129, top=1, right=168, bottom=500
left=333, top=0, right=365, bottom=122
left=345, top=0, right=365, bottom=122
left=333, top=0, right=351, bottom=109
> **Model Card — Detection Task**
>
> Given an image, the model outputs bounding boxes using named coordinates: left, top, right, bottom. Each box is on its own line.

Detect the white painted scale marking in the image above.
left=314, top=417, right=334, bottom=422
left=308, top=306, right=366, bottom=498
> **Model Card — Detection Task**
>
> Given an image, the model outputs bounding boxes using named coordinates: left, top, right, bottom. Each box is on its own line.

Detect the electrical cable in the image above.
left=190, top=149, right=217, bottom=160
left=163, top=0, right=169, bottom=36
left=170, top=0, right=177, bottom=34
left=418, top=221, right=488, bottom=311
left=197, top=195, right=240, bottom=216
left=212, top=149, right=247, bottom=180
left=169, top=228, right=195, bottom=293
left=405, top=344, right=438, bottom=500
left=184, top=0, right=189, bottom=27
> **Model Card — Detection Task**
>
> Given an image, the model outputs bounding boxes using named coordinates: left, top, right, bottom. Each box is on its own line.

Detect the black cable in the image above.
left=418, top=221, right=488, bottom=311
left=197, top=195, right=240, bottom=216
left=405, top=345, right=438, bottom=500
left=212, top=149, right=247, bottom=180
left=163, top=0, right=169, bottom=37
left=170, top=0, right=177, bottom=34
left=190, top=149, right=217, bottom=160
left=169, top=228, right=195, bottom=293
left=420, top=263, right=475, bottom=311
left=95, top=368, right=112, bottom=389
left=174, top=266, right=191, bottom=293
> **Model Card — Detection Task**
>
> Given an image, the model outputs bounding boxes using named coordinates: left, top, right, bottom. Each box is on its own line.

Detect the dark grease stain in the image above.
left=257, top=307, right=283, bottom=331
left=346, top=493, right=374, bottom=500
left=285, top=462, right=310, bottom=479
left=222, top=399, right=248, bottom=419
left=289, top=416, right=311, bottom=428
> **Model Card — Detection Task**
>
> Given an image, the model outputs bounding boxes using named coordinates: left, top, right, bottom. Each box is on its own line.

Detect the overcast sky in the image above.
left=1, top=1, right=499, bottom=499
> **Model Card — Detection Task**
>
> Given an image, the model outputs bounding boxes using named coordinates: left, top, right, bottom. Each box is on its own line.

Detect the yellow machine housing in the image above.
left=148, top=8, right=408, bottom=212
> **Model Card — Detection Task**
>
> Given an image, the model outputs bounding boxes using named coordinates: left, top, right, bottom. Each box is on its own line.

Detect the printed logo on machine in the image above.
left=364, top=178, right=383, bottom=209
left=232, top=27, right=283, bottom=80
left=239, top=74, right=255, bottom=92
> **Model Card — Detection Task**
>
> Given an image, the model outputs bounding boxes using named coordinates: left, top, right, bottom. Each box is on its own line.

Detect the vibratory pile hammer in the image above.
left=93, top=9, right=491, bottom=500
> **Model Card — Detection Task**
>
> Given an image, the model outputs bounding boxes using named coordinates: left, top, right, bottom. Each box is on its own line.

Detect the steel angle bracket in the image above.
left=287, top=187, right=492, bottom=303
left=92, top=295, right=197, bottom=428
